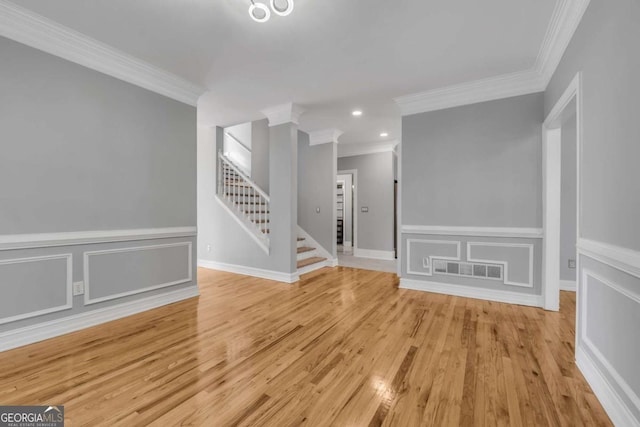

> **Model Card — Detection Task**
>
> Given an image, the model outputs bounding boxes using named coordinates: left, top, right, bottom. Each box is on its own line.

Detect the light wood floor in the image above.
left=0, top=267, right=611, bottom=426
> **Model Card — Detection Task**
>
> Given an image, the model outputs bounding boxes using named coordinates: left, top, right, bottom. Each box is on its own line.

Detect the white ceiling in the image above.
left=16, top=0, right=557, bottom=146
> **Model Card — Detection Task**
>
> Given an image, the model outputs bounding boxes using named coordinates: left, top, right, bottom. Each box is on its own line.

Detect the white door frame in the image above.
left=542, top=72, right=583, bottom=311
left=338, top=169, right=358, bottom=252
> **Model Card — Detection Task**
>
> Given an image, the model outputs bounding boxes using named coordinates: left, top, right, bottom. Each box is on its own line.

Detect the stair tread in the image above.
left=297, top=257, right=326, bottom=269
left=297, top=246, right=315, bottom=254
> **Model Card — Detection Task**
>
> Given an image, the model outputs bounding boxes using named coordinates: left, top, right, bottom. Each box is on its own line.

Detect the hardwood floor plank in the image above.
left=0, top=268, right=612, bottom=426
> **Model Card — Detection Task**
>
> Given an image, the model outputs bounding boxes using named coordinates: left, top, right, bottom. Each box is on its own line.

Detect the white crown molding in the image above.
left=401, top=225, right=543, bottom=239
left=535, top=0, right=592, bottom=86
left=394, top=70, right=544, bottom=116
left=394, top=0, right=591, bottom=116
left=0, top=285, right=199, bottom=352
left=261, top=102, right=306, bottom=127
left=0, top=227, right=197, bottom=251
left=308, top=128, right=343, bottom=146
left=0, top=0, right=206, bottom=106
left=338, top=141, right=398, bottom=158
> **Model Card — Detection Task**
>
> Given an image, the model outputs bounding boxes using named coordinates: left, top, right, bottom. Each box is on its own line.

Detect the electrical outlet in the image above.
left=568, top=259, right=576, bottom=269
left=423, top=257, right=430, bottom=268
left=73, top=281, right=85, bottom=296
left=207, top=245, right=211, bottom=252
left=316, top=207, right=320, bottom=213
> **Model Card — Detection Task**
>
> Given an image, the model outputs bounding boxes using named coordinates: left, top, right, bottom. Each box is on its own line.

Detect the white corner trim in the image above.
left=328, top=258, right=339, bottom=267
left=198, top=259, right=299, bottom=284
left=399, top=278, right=543, bottom=308
left=467, top=241, right=535, bottom=288
left=297, top=225, right=334, bottom=262
left=0, top=227, right=197, bottom=251
left=261, top=102, right=306, bottom=127
left=578, top=238, right=640, bottom=279
left=0, top=0, right=205, bottom=106
left=338, top=141, right=399, bottom=158
left=353, top=248, right=395, bottom=261
left=394, top=0, right=590, bottom=116
left=0, top=285, right=199, bottom=352
left=0, top=254, right=73, bottom=325
left=309, top=128, right=343, bottom=146
left=401, top=225, right=543, bottom=239
left=559, top=280, right=577, bottom=291
left=535, top=0, right=592, bottom=86
left=576, top=346, right=640, bottom=427
left=394, top=70, right=544, bottom=116
left=84, top=242, right=193, bottom=305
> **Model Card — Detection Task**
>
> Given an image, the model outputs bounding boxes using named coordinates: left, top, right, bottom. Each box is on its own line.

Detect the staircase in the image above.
left=218, top=152, right=271, bottom=250
left=296, top=236, right=327, bottom=274
left=218, top=152, right=330, bottom=276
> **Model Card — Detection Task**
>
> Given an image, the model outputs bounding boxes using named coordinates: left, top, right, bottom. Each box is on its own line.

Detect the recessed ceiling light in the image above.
left=352, top=110, right=363, bottom=117
left=380, top=132, right=389, bottom=137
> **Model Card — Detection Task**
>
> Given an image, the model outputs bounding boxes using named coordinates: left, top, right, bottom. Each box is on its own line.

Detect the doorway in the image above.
left=543, top=72, right=582, bottom=314
left=337, top=171, right=356, bottom=255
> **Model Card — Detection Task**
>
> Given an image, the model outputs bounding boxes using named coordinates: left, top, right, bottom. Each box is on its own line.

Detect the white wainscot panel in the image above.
left=0, top=254, right=72, bottom=325
left=467, top=242, right=534, bottom=288
left=84, top=242, right=192, bottom=305
left=406, top=239, right=461, bottom=276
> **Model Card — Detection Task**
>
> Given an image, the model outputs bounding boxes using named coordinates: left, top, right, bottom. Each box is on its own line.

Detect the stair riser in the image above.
left=297, top=250, right=317, bottom=261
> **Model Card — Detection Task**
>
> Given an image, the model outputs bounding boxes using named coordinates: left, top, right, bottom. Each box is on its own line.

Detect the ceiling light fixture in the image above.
left=248, top=0, right=294, bottom=22
left=270, top=0, right=294, bottom=16
left=249, top=0, right=271, bottom=23
left=352, top=110, right=363, bottom=117
left=380, top=132, right=389, bottom=137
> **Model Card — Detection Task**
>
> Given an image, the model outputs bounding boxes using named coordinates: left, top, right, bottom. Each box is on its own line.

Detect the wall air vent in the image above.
left=432, top=259, right=503, bottom=281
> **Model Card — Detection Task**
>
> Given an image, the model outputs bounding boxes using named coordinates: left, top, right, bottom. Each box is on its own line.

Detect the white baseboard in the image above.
left=198, top=259, right=299, bottom=284
left=0, top=286, right=199, bottom=352
left=329, top=258, right=339, bottom=267
left=576, top=346, right=640, bottom=427
left=560, top=279, right=577, bottom=291
left=354, top=248, right=395, bottom=261
left=399, top=278, right=543, bottom=308
left=343, top=241, right=352, bottom=248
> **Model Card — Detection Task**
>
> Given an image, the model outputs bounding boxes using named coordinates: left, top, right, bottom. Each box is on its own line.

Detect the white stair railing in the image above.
left=217, top=151, right=270, bottom=247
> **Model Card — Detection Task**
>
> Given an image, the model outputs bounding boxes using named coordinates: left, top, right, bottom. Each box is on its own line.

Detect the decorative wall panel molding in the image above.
left=0, top=253, right=72, bottom=325
left=467, top=242, right=534, bottom=288
left=0, top=227, right=197, bottom=251
left=84, top=242, right=193, bottom=305
left=580, top=270, right=640, bottom=424
left=406, top=239, right=461, bottom=276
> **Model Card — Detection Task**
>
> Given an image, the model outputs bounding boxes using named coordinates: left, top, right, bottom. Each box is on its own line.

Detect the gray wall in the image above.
left=402, top=93, right=543, bottom=228
left=0, top=37, right=197, bottom=337
left=251, top=119, right=270, bottom=193
left=400, top=93, right=543, bottom=295
left=545, top=0, right=640, bottom=252
left=338, top=152, right=395, bottom=253
left=560, top=113, right=577, bottom=281
left=298, top=133, right=336, bottom=256
left=0, top=37, right=196, bottom=234
left=544, top=0, right=640, bottom=422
